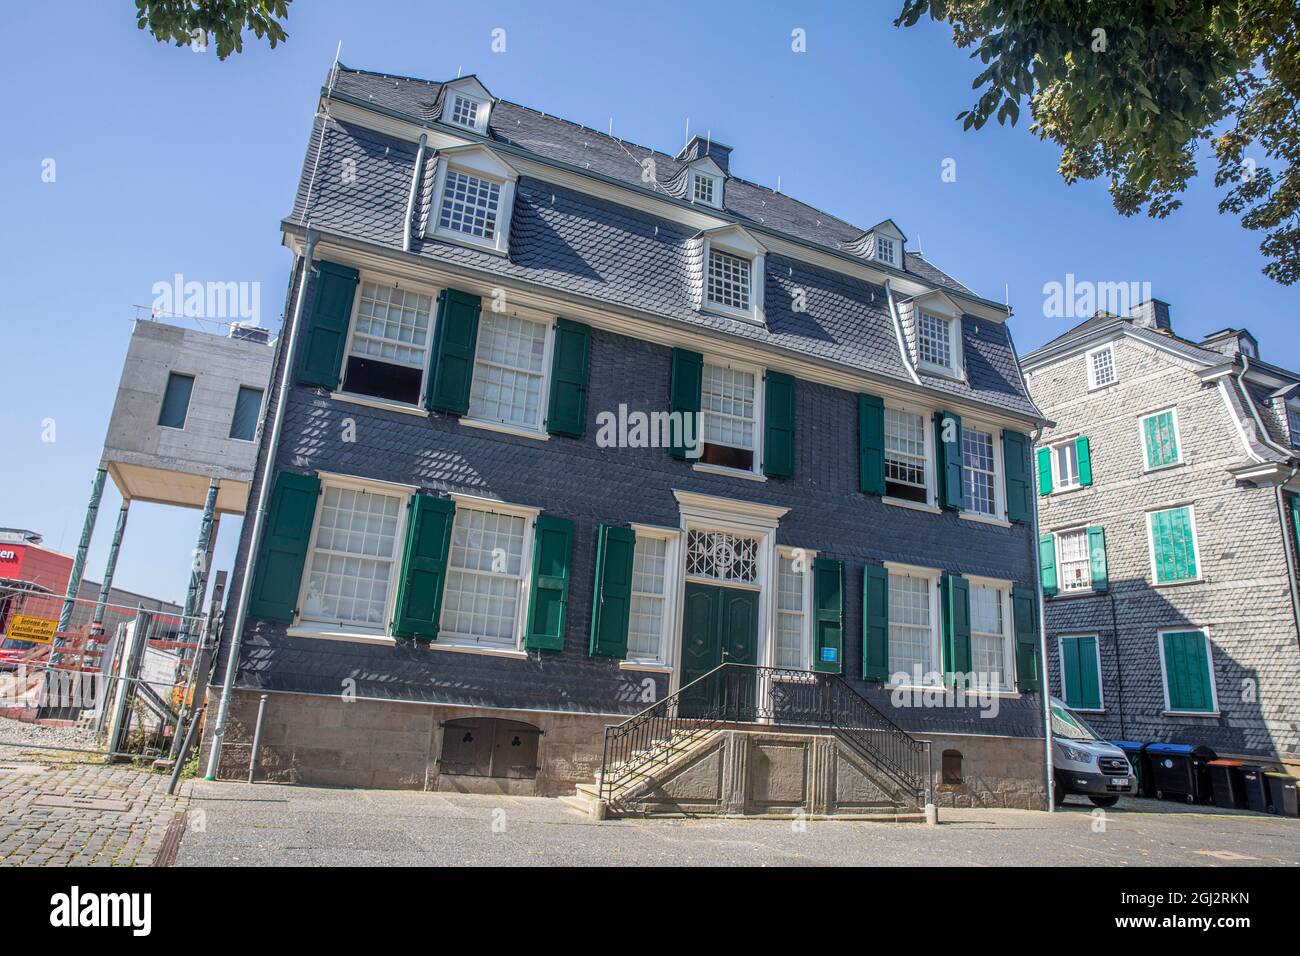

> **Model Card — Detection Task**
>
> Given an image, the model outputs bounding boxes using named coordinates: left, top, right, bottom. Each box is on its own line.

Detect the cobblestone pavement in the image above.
left=178, top=780, right=1300, bottom=867
left=0, top=754, right=190, bottom=867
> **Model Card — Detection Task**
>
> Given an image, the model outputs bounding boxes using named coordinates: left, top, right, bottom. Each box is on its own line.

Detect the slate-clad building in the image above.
left=1023, top=303, right=1300, bottom=766
left=203, top=66, right=1049, bottom=808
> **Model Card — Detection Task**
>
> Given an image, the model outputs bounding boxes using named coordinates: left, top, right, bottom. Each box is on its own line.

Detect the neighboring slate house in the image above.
left=202, top=65, right=1050, bottom=807
left=1022, top=302, right=1300, bottom=765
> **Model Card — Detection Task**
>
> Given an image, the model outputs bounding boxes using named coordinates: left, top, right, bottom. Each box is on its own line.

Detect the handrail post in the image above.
left=598, top=726, right=609, bottom=800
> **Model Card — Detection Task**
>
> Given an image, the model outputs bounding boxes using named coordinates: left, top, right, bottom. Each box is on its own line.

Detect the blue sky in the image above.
left=0, top=0, right=1293, bottom=604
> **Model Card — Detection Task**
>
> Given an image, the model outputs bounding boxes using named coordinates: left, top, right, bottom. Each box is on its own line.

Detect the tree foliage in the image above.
left=897, top=0, right=1300, bottom=284
left=135, top=0, right=291, bottom=61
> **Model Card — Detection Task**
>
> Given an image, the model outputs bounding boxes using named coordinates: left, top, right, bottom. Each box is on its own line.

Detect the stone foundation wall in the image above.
left=924, top=733, right=1047, bottom=810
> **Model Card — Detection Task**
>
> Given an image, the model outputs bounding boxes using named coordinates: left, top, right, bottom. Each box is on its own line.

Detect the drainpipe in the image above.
left=1106, top=590, right=1126, bottom=740
left=204, top=229, right=320, bottom=781
left=402, top=134, right=427, bottom=252
left=1029, top=424, right=1055, bottom=812
left=1275, top=467, right=1300, bottom=642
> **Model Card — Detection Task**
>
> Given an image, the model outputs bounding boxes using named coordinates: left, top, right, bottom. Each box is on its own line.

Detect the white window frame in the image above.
left=1054, top=526, right=1094, bottom=594
left=437, top=494, right=540, bottom=651
left=965, top=577, right=1015, bottom=693
left=1287, top=401, right=1300, bottom=448
left=771, top=546, right=816, bottom=672
left=1139, top=406, right=1182, bottom=472
left=429, top=150, right=517, bottom=256
left=882, top=400, right=936, bottom=510
left=462, top=306, right=556, bottom=439
left=335, top=271, right=439, bottom=409
left=960, top=420, right=1005, bottom=520
left=693, top=356, right=766, bottom=480
left=1156, top=626, right=1220, bottom=716
left=884, top=562, right=943, bottom=688
left=1145, top=504, right=1202, bottom=586
left=912, top=298, right=965, bottom=379
left=1086, top=344, right=1118, bottom=390
left=294, top=473, right=415, bottom=636
left=872, top=234, right=900, bottom=268
left=624, top=524, right=681, bottom=669
left=1057, top=633, right=1105, bottom=713
left=689, top=170, right=722, bottom=209
left=1050, top=438, right=1081, bottom=493
left=444, top=91, right=491, bottom=134
left=700, top=232, right=765, bottom=325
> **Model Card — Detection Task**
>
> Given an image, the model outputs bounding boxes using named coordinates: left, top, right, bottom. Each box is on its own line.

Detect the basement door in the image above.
left=679, top=582, right=759, bottom=720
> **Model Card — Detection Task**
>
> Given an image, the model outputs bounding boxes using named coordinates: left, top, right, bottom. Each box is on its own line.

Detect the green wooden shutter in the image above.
left=812, top=558, right=843, bottom=674
left=1151, top=506, right=1198, bottom=583
left=1012, top=587, right=1040, bottom=693
left=1003, top=430, right=1031, bottom=523
left=1076, top=435, right=1093, bottom=486
left=1062, top=635, right=1101, bottom=710
left=941, top=574, right=972, bottom=681
left=589, top=524, right=635, bottom=658
left=935, top=411, right=965, bottom=510
left=248, top=472, right=321, bottom=622
left=862, top=562, right=890, bottom=681
left=546, top=319, right=591, bottom=438
left=669, top=348, right=703, bottom=459
left=1037, top=447, right=1053, bottom=496
left=524, top=515, right=574, bottom=651
left=296, top=261, right=359, bottom=389
left=858, top=394, right=886, bottom=495
left=1162, top=631, right=1214, bottom=712
left=1143, top=411, right=1180, bottom=469
left=1087, top=526, right=1109, bottom=593
left=1039, top=534, right=1058, bottom=597
left=763, top=371, right=796, bottom=477
left=391, top=495, right=455, bottom=640
left=426, top=288, right=482, bottom=414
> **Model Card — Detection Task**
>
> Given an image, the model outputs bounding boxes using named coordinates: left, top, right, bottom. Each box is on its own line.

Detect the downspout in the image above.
left=1029, top=423, right=1055, bottom=812
left=1275, top=467, right=1300, bottom=642
left=883, top=279, right=922, bottom=385
left=402, top=134, right=427, bottom=252
left=204, top=229, right=320, bottom=780
left=1107, top=590, right=1126, bottom=739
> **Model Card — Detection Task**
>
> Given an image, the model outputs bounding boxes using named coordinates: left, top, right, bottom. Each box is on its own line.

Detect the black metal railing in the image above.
left=598, top=663, right=931, bottom=806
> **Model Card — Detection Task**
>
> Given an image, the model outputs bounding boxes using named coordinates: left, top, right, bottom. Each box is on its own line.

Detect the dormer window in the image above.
left=439, top=77, right=493, bottom=135
left=438, top=169, right=501, bottom=240
left=692, top=172, right=716, bottom=206
left=875, top=235, right=899, bottom=267
left=685, top=160, right=724, bottom=209
left=707, top=248, right=751, bottom=312
left=1288, top=402, right=1300, bottom=447
left=917, top=311, right=951, bottom=368
left=905, top=290, right=964, bottom=379
left=695, top=225, right=766, bottom=324
left=428, top=144, right=518, bottom=255
left=450, top=94, right=480, bottom=129
left=856, top=220, right=906, bottom=268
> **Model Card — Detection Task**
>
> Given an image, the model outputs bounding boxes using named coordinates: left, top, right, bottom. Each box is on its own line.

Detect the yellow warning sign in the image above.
left=8, top=615, right=57, bottom=644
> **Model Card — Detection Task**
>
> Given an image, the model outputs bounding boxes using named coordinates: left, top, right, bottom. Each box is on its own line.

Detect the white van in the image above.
left=1050, top=698, right=1136, bottom=808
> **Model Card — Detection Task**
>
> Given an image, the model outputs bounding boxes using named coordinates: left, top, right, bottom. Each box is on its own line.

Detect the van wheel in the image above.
left=1089, top=796, right=1119, bottom=808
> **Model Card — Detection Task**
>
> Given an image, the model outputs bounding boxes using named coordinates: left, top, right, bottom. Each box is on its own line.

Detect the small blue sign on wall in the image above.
left=820, top=647, right=838, bottom=663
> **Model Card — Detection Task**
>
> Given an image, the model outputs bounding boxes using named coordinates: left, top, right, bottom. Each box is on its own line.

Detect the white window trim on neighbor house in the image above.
left=461, top=304, right=557, bottom=440
left=771, top=545, right=816, bottom=672
left=1139, top=406, right=1183, bottom=473
left=1057, top=632, right=1105, bottom=713
left=621, top=524, right=682, bottom=672
left=1054, top=525, right=1094, bottom=595
left=1086, top=344, right=1118, bottom=390
left=290, top=472, right=417, bottom=643
left=1157, top=626, right=1220, bottom=717
left=1146, top=503, right=1203, bottom=587
left=698, top=226, right=766, bottom=325
left=883, top=399, right=938, bottom=513
left=960, top=418, right=1007, bottom=523
left=333, top=270, right=440, bottom=411
left=1048, top=436, right=1082, bottom=493
left=967, top=575, right=1016, bottom=693
left=428, top=145, right=518, bottom=256
left=883, top=561, right=943, bottom=689
left=693, top=355, right=766, bottom=481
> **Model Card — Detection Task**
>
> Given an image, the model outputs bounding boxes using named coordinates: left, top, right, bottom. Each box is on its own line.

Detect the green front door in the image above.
left=680, top=583, right=759, bottom=718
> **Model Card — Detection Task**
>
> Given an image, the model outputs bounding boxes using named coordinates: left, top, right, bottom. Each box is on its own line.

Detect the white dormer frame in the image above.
left=908, top=290, right=965, bottom=380
left=686, top=156, right=726, bottom=210
left=440, top=77, right=494, bottom=135
left=429, top=144, right=519, bottom=256
left=697, top=225, right=766, bottom=325
left=863, top=220, right=906, bottom=268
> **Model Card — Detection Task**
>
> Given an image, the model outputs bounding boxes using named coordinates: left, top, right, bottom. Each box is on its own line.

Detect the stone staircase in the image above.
left=560, top=726, right=718, bottom=818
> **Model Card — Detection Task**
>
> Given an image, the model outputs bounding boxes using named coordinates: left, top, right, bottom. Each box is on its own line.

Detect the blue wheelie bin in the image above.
left=1109, top=741, right=1150, bottom=798
left=1146, top=743, right=1216, bottom=803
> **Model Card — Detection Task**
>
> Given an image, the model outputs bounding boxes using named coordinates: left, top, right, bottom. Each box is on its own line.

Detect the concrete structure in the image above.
left=1022, top=302, right=1300, bottom=766
left=204, top=63, right=1052, bottom=810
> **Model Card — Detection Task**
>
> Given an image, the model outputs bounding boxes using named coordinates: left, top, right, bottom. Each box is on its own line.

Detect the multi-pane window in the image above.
left=342, top=281, right=434, bottom=405
left=1054, top=442, right=1080, bottom=490
left=302, top=485, right=403, bottom=629
left=1148, top=506, right=1199, bottom=584
left=1057, top=529, right=1092, bottom=593
left=1142, top=409, right=1181, bottom=469
left=628, top=535, right=669, bottom=663
left=775, top=553, right=808, bottom=670
left=441, top=506, right=528, bottom=647
left=700, top=362, right=757, bottom=470
left=970, top=584, right=1011, bottom=690
left=706, top=248, right=752, bottom=312
left=888, top=571, right=936, bottom=682
left=468, top=313, right=549, bottom=429
left=685, top=529, right=758, bottom=585
left=917, top=312, right=952, bottom=368
left=963, top=427, right=997, bottom=516
left=438, top=169, right=501, bottom=241
left=449, top=95, right=479, bottom=129
left=1088, top=346, right=1117, bottom=389
left=885, top=407, right=928, bottom=503
left=875, top=235, right=898, bottom=266
left=692, top=173, right=715, bottom=205
left=1288, top=405, right=1300, bottom=448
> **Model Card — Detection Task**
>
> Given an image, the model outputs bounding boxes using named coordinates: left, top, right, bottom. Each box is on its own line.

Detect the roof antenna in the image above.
left=916, top=233, right=924, bottom=256
left=776, top=175, right=781, bottom=193
left=608, top=117, right=613, bottom=137
left=684, top=117, right=690, bottom=149
left=456, top=65, right=463, bottom=78
left=327, top=40, right=342, bottom=95
left=706, top=129, right=711, bottom=152
left=1005, top=283, right=1011, bottom=307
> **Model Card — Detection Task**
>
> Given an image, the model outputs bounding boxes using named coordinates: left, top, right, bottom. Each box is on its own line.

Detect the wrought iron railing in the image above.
left=598, top=663, right=931, bottom=807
